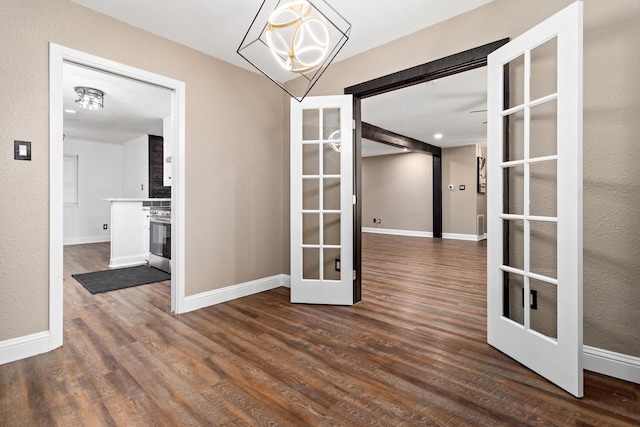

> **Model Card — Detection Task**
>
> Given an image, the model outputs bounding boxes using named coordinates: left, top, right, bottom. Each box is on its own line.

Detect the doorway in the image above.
left=345, top=39, right=509, bottom=301
left=49, top=44, right=186, bottom=350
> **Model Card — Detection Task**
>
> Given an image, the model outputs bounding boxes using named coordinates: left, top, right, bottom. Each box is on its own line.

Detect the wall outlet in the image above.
left=448, top=184, right=454, bottom=190
left=103, top=224, right=108, bottom=230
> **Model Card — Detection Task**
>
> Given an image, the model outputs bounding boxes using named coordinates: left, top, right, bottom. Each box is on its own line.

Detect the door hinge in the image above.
left=352, top=119, right=356, bottom=129
left=352, top=270, right=356, bottom=280
left=352, top=195, right=356, bottom=205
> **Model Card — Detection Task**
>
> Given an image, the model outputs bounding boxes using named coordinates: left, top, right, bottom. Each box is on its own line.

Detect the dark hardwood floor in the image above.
left=1, top=235, right=639, bottom=426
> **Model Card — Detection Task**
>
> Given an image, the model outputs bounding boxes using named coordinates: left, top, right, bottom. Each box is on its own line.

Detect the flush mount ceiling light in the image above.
left=238, top=0, right=351, bottom=102
left=74, top=86, right=104, bottom=110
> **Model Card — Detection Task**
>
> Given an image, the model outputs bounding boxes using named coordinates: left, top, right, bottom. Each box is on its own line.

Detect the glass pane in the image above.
left=303, top=214, right=319, bottom=245
left=323, top=108, right=340, bottom=140
left=302, top=248, right=320, bottom=280
left=504, top=109, right=525, bottom=162
left=505, top=54, right=525, bottom=109
left=303, top=109, right=319, bottom=140
left=303, top=144, right=319, bottom=176
left=504, top=272, right=524, bottom=326
left=504, top=164, right=524, bottom=215
left=504, top=219, right=525, bottom=271
left=303, top=179, right=319, bottom=210
left=323, top=213, right=340, bottom=245
left=530, top=38, right=558, bottom=101
left=323, top=178, right=340, bottom=211
left=530, top=99, right=557, bottom=158
left=323, top=248, right=341, bottom=281
left=530, top=278, right=558, bottom=339
left=530, top=221, right=557, bottom=279
left=323, top=144, right=340, bottom=176
left=530, top=160, right=557, bottom=218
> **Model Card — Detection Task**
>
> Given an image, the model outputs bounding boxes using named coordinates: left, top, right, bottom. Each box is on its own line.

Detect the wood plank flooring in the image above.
left=1, top=235, right=639, bottom=426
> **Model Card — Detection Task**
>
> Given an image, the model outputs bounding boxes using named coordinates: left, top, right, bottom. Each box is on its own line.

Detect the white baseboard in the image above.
left=363, top=227, right=483, bottom=242
left=281, top=275, right=291, bottom=288
left=183, top=274, right=290, bottom=313
left=0, top=331, right=51, bottom=365
left=362, top=227, right=433, bottom=238
left=64, top=235, right=110, bottom=246
left=442, top=233, right=483, bottom=241
left=108, top=254, right=147, bottom=269
left=584, top=345, right=640, bottom=384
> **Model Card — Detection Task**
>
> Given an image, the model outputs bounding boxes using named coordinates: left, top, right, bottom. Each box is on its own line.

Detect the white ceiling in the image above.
left=70, top=0, right=493, bottom=77
left=362, top=66, right=487, bottom=156
left=64, top=1, right=491, bottom=152
left=63, top=63, right=171, bottom=143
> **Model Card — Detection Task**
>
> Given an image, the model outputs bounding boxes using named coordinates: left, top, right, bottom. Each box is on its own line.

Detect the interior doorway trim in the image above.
left=345, top=38, right=509, bottom=303
left=49, top=43, right=187, bottom=349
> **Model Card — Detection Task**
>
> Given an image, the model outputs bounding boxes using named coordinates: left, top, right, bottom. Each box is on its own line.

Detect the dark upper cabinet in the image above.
left=149, top=135, right=171, bottom=199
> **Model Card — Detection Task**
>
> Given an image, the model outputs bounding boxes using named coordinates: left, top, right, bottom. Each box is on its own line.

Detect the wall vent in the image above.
left=477, top=214, right=485, bottom=238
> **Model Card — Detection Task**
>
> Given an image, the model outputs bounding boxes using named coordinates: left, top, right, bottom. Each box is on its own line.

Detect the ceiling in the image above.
left=63, top=63, right=171, bottom=143
left=64, top=1, right=490, bottom=151
left=70, top=0, right=493, bottom=77
left=362, top=66, right=487, bottom=156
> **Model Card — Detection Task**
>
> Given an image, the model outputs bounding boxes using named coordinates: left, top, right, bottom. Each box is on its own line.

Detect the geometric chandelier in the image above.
left=74, top=86, right=104, bottom=110
left=238, top=0, right=351, bottom=101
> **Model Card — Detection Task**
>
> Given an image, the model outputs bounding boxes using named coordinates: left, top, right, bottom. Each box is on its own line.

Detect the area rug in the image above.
left=72, top=266, right=170, bottom=294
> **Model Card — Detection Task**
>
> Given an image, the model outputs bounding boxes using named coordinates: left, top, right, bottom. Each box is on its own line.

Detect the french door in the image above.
left=290, top=95, right=354, bottom=304
left=487, top=1, right=583, bottom=397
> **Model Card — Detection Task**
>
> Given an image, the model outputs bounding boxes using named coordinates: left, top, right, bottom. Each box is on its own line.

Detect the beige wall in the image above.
left=0, top=0, right=284, bottom=341
left=442, top=145, right=478, bottom=235
left=362, top=146, right=487, bottom=236
left=284, top=0, right=640, bottom=357
left=362, top=153, right=433, bottom=232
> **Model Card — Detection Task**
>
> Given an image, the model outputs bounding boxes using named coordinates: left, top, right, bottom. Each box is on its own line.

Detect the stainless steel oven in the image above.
left=149, top=208, right=171, bottom=273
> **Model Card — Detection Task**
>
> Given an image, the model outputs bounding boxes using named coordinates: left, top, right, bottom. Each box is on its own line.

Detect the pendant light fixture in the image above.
left=238, top=0, right=351, bottom=101
left=74, top=86, right=104, bottom=110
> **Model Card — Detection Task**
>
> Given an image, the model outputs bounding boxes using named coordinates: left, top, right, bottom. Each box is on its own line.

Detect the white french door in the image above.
left=487, top=1, right=583, bottom=397
left=290, top=95, right=354, bottom=305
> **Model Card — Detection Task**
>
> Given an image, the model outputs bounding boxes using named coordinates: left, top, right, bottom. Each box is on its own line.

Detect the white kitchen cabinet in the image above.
left=105, top=198, right=168, bottom=268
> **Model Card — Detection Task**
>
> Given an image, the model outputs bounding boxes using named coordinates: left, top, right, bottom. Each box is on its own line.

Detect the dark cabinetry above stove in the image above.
left=149, top=135, right=171, bottom=199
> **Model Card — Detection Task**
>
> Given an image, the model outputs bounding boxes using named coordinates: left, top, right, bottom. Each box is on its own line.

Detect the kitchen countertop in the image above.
left=104, top=198, right=171, bottom=202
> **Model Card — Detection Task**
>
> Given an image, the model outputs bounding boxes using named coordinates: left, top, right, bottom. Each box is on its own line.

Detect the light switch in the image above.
left=14, top=140, right=31, bottom=161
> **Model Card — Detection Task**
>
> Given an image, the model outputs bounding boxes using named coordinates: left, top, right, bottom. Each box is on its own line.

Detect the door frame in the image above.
left=49, top=44, right=187, bottom=349
left=344, top=39, right=509, bottom=302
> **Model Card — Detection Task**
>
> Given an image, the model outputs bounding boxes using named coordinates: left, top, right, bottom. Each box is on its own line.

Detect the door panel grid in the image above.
left=291, top=95, right=353, bottom=305
left=487, top=1, right=582, bottom=397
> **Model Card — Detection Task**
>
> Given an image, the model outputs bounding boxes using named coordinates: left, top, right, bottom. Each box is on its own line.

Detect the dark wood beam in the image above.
left=433, top=156, right=442, bottom=238
left=345, top=39, right=509, bottom=99
left=362, top=122, right=441, bottom=157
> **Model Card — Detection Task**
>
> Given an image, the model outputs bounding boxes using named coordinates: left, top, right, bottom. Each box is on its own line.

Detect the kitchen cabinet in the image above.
left=148, top=135, right=171, bottom=198
left=106, top=199, right=146, bottom=269
left=105, top=198, right=169, bottom=268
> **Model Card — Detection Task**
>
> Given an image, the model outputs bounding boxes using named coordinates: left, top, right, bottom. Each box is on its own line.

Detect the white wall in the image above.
left=63, top=138, right=123, bottom=245
left=122, top=135, right=149, bottom=198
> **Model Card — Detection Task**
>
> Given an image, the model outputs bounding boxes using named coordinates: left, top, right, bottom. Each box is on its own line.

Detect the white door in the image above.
left=290, top=95, right=354, bottom=304
left=487, top=2, right=583, bottom=397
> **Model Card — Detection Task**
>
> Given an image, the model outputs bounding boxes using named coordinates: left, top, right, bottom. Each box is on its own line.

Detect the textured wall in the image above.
left=442, top=145, right=478, bottom=236
left=284, top=0, right=640, bottom=357
left=362, top=153, right=433, bottom=232
left=0, top=0, right=284, bottom=341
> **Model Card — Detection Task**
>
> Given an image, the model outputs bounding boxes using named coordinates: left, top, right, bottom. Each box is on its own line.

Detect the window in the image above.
left=64, top=154, right=78, bottom=206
